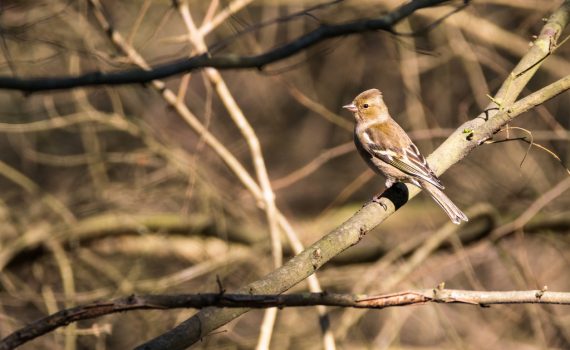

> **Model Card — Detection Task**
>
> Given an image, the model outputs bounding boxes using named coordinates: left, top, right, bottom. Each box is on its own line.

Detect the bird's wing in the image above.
left=362, top=124, right=444, bottom=190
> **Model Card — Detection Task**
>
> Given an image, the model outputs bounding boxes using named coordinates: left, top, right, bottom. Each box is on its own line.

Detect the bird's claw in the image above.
left=372, top=195, right=387, bottom=211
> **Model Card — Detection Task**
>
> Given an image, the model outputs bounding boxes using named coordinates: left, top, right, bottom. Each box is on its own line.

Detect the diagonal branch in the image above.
left=0, top=0, right=456, bottom=92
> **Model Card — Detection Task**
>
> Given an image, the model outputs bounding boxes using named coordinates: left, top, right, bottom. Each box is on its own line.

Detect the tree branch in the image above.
left=3, top=287, right=570, bottom=350
left=0, top=0, right=455, bottom=92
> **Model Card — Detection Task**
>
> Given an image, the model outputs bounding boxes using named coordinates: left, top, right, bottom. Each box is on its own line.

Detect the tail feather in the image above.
left=421, top=181, right=468, bottom=225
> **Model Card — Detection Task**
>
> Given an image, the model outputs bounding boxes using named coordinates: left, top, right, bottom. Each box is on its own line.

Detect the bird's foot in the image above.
left=372, top=194, right=387, bottom=211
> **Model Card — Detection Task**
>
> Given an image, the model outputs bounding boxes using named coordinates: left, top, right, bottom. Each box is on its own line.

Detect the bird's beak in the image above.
left=343, top=103, right=357, bottom=113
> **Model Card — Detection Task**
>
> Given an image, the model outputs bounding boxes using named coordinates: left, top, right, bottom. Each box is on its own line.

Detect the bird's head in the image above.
left=343, top=89, right=388, bottom=122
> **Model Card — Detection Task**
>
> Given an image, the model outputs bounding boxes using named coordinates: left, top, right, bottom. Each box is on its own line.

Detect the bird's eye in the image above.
left=363, top=103, right=369, bottom=108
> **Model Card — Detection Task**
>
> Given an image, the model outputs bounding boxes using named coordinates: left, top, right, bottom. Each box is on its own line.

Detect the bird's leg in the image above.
left=366, top=178, right=395, bottom=210
left=371, top=178, right=395, bottom=210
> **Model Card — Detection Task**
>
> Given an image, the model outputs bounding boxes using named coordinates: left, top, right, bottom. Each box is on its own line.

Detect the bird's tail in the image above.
left=421, top=181, right=468, bottom=225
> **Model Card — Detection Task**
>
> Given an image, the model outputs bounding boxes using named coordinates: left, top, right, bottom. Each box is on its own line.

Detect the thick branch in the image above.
left=135, top=2, right=570, bottom=349
left=0, top=0, right=452, bottom=92
left=2, top=288, right=570, bottom=350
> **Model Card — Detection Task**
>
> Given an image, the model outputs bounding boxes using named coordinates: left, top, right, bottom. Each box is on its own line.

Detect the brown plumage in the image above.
left=344, top=88, right=468, bottom=224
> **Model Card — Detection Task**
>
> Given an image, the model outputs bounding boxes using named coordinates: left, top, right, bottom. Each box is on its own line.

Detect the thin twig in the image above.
left=45, top=240, right=77, bottom=350
left=178, top=2, right=282, bottom=268
left=0, top=0, right=455, bottom=91
left=199, top=0, right=254, bottom=37
left=491, top=177, right=570, bottom=240
left=178, top=4, right=284, bottom=349
left=272, top=142, right=354, bottom=190
left=4, top=287, right=570, bottom=350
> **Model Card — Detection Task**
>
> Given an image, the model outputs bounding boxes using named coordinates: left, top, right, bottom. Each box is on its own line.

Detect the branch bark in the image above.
left=3, top=288, right=570, bottom=350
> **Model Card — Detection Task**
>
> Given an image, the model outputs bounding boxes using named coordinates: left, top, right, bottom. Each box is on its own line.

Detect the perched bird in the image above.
left=343, top=88, right=468, bottom=224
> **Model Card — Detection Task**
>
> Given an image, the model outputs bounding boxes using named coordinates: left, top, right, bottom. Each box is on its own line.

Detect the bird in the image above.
left=343, top=88, right=468, bottom=224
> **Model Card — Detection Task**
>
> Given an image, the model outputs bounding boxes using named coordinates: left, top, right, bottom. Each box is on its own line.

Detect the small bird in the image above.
left=343, top=88, right=468, bottom=224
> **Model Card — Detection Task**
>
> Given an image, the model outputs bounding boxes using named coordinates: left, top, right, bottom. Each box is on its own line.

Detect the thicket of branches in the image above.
left=0, top=1, right=569, bottom=349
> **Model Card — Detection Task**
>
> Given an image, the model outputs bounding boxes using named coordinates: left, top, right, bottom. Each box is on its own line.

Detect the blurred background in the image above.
left=0, top=0, right=569, bottom=349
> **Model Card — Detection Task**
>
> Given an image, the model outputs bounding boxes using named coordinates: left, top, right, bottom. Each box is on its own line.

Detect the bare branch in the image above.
left=3, top=287, right=570, bottom=350
left=0, top=0, right=456, bottom=92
